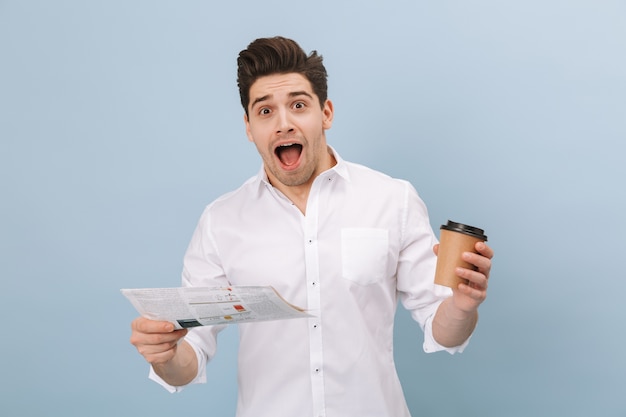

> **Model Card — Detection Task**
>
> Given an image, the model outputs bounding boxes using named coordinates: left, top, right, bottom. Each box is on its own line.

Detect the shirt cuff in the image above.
left=422, top=310, right=472, bottom=354
left=148, top=339, right=207, bottom=393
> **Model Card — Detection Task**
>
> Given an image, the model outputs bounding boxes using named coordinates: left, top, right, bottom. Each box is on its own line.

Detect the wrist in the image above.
left=443, top=297, right=478, bottom=322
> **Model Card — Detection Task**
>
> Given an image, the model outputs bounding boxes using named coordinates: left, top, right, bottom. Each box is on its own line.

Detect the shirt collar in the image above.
left=327, top=146, right=350, bottom=181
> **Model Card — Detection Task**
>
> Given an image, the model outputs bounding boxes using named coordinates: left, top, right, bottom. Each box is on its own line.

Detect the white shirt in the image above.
left=150, top=148, right=469, bottom=417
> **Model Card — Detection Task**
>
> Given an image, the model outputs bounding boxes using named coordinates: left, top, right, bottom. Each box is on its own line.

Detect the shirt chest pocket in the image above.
left=341, top=228, right=389, bottom=285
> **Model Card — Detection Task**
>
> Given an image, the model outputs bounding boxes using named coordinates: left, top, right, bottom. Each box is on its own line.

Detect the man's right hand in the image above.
left=130, top=317, right=188, bottom=365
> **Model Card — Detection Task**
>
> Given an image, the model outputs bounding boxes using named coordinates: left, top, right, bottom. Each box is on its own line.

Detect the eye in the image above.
left=259, top=107, right=271, bottom=116
left=293, top=101, right=306, bottom=110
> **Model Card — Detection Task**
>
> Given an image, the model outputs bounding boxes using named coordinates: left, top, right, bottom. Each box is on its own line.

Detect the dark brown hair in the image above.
left=237, top=36, right=328, bottom=115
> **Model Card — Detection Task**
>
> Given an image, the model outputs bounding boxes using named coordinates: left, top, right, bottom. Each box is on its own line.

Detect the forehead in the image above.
left=249, top=73, right=315, bottom=101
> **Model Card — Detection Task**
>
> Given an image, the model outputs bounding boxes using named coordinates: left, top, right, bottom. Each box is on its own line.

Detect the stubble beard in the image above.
left=263, top=132, right=327, bottom=188
left=268, top=154, right=317, bottom=187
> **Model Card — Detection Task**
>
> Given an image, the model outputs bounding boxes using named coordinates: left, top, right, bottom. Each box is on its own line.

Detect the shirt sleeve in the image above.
left=148, top=336, right=208, bottom=393
left=422, top=303, right=472, bottom=354
left=395, top=181, right=473, bottom=354
left=149, top=205, right=230, bottom=392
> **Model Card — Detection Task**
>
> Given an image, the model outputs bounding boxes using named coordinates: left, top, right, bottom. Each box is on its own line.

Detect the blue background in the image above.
left=1, top=1, right=624, bottom=416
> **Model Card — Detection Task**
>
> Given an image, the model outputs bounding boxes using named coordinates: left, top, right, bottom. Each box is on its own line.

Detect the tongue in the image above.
left=279, top=146, right=301, bottom=166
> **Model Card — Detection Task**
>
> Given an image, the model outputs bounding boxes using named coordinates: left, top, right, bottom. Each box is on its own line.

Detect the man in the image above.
left=130, top=36, right=493, bottom=417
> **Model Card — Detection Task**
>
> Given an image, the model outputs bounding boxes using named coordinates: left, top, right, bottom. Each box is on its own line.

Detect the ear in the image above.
left=244, top=113, right=254, bottom=142
left=322, top=99, right=334, bottom=130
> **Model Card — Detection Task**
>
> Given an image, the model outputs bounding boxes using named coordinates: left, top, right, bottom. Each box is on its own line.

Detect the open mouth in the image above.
left=275, top=143, right=303, bottom=167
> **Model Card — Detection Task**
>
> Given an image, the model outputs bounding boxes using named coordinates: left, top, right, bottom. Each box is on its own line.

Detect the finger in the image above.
left=433, top=243, right=440, bottom=256
left=475, top=242, right=494, bottom=259
left=456, top=266, right=488, bottom=290
left=138, top=342, right=179, bottom=365
left=137, top=339, right=179, bottom=356
left=134, top=329, right=187, bottom=345
left=457, top=281, right=487, bottom=302
left=462, top=251, right=492, bottom=275
left=449, top=282, right=487, bottom=313
left=131, top=317, right=176, bottom=334
left=130, top=328, right=187, bottom=347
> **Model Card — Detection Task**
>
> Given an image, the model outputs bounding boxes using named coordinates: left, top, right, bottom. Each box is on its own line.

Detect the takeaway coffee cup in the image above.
left=434, top=220, right=488, bottom=288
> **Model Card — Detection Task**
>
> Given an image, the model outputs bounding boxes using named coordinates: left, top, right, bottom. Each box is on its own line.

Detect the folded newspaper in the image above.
left=121, top=286, right=311, bottom=329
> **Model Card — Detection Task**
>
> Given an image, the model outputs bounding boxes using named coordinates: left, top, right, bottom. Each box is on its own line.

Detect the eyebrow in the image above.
left=250, top=91, right=314, bottom=109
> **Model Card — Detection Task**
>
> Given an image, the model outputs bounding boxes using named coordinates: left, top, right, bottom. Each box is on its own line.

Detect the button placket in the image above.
left=302, top=175, right=326, bottom=415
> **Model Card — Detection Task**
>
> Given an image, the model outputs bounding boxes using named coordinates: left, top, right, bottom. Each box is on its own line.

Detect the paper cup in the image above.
left=434, top=220, right=488, bottom=288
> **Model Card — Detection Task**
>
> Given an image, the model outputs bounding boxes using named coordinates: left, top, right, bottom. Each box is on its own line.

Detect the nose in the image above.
left=275, top=108, right=294, bottom=135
